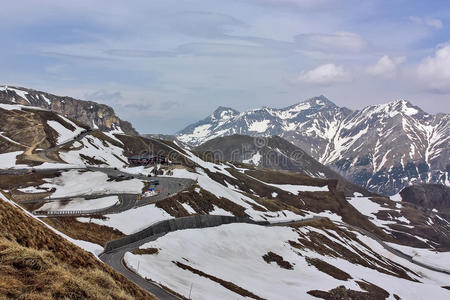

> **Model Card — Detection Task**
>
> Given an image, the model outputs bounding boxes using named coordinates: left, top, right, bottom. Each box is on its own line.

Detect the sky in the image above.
left=1, top=0, right=450, bottom=134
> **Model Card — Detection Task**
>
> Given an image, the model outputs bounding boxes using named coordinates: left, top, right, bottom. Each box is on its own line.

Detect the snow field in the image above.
left=39, top=195, right=119, bottom=212
left=125, top=223, right=450, bottom=300
left=38, top=169, right=144, bottom=197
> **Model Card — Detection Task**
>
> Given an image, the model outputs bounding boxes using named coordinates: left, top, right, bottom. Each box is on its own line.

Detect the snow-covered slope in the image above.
left=178, top=97, right=449, bottom=195
left=124, top=221, right=450, bottom=299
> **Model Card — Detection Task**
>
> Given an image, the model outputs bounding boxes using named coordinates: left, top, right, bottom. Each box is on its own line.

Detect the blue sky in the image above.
left=1, top=0, right=450, bottom=133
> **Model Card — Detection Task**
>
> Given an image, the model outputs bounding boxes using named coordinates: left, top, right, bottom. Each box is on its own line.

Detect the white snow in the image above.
left=47, top=118, right=84, bottom=145
left=0, top=151, right=23, bottom=169
left=243, top=151, right=262, bottom=166
left=248, top=120, right=270, bottom=132
left=60, top=134, right=127, bottom=168
left=386, top=243, right=450, bottom=272
left=39, top=195, right=119, bottom=212
left=78, top=205, right=173, bottom=235
left=41, top=94, right=51, bottom=105
left=347, top=197, right=412, bottom=229
left=250, top=176, right=329, bottom=193
left=125, top=222, right=450, bottom=300
left=38, top=170, right=144, bottom=197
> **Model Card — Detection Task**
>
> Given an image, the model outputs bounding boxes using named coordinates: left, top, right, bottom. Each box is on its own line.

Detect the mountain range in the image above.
left=178, top=96, right=450, bottom=195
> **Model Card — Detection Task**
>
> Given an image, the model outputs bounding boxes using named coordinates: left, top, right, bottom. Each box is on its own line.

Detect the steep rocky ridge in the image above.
left=0, top=85, right=137, bottom=135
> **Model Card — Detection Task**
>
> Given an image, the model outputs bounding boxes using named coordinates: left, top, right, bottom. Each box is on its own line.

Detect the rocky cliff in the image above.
left=0, top=85, right=138, bottom=135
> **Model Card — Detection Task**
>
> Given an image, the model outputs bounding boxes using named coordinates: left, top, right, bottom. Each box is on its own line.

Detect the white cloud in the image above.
left=295, top=31, right=366, bottom=52
left=417, top=45, right=450, bottom=93
left=367, top=55, right=405, bottom=78
left=297, top=63, right=351, bottom=85
left=409, top=16, right=443, bottom=29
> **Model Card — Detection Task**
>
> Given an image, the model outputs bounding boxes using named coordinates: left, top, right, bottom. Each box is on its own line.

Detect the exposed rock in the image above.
left=400, top=184, right=450, bottom=211
left=0, top=85, right=138, bottom=135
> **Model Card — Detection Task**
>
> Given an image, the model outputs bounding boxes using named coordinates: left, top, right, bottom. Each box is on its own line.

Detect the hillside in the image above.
left=177, top=97, right=450, bottom=196
left=0, top=85, right=138, bottom=135
left=196, top=134, right=372, bottom=197
left=400, top=184, right=450, bottom=214
left=0, top=192, right=154, bottom=300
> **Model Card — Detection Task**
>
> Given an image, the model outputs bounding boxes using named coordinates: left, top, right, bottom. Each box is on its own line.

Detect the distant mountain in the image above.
left=178, top=96, right=450, bottom=195
left=196, top=134, right=373, bottom=197
left=0, top=85, right=138, bottom=135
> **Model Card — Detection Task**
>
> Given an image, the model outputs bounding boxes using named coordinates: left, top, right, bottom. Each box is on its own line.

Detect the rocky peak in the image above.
left=211, top=106, right=240, bottom=120
left=0, top=85, right=138, bottom=135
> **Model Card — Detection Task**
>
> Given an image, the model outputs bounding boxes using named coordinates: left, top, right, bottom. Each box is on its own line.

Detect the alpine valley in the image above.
left=177, top=96, right=450, bottom=196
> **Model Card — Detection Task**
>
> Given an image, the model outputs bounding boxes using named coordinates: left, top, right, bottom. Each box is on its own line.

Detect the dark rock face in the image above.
left=196, top=134, right=374, bottom=197
left=0, top=85, right=138, bottom=135
left=178, top=97, right=449, bottom=196
left=400, top=184, right=450, bottom=210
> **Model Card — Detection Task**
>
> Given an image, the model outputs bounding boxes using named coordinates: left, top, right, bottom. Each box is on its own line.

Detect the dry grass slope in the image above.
left=0, top=193, right=156, bottom=300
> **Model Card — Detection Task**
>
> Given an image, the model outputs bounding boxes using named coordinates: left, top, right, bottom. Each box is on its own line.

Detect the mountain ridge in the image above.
left=0, top=85, right=138, bottom=136
left=177, top=96, right=450, bottom=195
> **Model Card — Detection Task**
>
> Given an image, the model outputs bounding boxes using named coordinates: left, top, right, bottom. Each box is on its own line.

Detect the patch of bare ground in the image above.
left=305, top=257, right=351, bottom=280
left=173, top=261, right=266, bottom=300
left=115, top=134, right=188, bottom=164
left=307, top=280, right=390, bottom=300
left=246, top=168, right=331, bottom=187
left=367, top=197, right=450, bottom=250
left=0, top=192, right=154, bottom=300
left=42, top=217, right=125, bottom=247
left=80, top=153, right=106, bottom=165
left=262, top=251, right=293, bottom=270
left=156, top=185, right=248, bottom=218
left=0, top=172, right=60, bottom=190
left=288, top=218, right=419, bottom=281
left=132, top=248, right=159, bottom=255
left=442, top=286, right=450, bottom=290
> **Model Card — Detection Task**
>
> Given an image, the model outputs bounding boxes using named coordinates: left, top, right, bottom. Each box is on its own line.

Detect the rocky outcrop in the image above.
left=0, top=85, right=138, bottom=135
left=400, top=184, right=450, bottom=211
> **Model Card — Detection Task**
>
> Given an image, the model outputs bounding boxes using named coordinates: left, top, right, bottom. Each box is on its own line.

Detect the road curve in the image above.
left=100, top=215, right=450, bottom=300
left=27, top=168, right=194, bottom=217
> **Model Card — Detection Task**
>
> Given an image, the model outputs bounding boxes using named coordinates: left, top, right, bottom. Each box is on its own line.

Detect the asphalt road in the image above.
left=25, top=167, right=194, bottom=217
left=100, top=232, right=180, bottom=300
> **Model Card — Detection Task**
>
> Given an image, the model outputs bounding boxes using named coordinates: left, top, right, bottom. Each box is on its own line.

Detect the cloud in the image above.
left=295, top=31, right=366, bottom=52
left=297, top=63, right=351, bottom=85
left=417, top=44, right=450, bottom=93
left=367, top=55, right=405, bottom=78
left=409, top=16, right=443, bottom=29
left=84, top=89, right=122, bottom=102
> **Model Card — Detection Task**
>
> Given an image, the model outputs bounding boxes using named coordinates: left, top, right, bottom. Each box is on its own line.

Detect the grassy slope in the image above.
left=0, top=192, right=155, bottom=300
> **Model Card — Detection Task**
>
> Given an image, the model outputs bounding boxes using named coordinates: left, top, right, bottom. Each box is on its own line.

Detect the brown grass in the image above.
left=42, top=217, right=125, bottom=247
left=287, top=218, right=419, bottom=281
left=307, top=280, right=390, bottom=300
left=262, top=251, right=293, bottom=270
left=305, top=257, right=352, bottom=281
left=132, top=248, right=159, bottom=255
left=0, top=192, right=156, bottom=300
